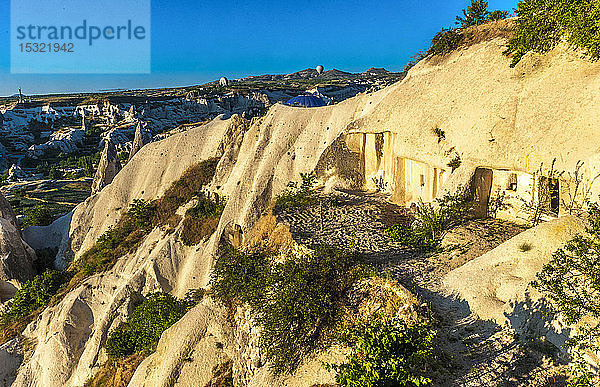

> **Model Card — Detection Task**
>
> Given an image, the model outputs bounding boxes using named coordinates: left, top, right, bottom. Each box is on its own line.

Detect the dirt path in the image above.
left=275, top=189, right=566, bottom=386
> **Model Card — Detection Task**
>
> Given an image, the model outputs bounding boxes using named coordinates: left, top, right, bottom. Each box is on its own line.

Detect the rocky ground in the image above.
left=275, top=189, right=567, bottom=386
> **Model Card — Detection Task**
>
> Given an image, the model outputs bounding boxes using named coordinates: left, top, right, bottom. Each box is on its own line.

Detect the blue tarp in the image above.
left=284, top=95, right=327, bottom=107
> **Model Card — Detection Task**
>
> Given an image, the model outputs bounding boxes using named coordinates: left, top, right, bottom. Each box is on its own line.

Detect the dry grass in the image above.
left=181, top=216, right=220, bottom=246
left=203, top=359, right=234, bottom=387
left=461, top=18, right=515, bottom=47
left=0, top=316, right=35, bottom=345
left=153, top=158, right=219, bottom=223
left=243, top=211, right=294, bottom=254
left=84, top=354, right=145, bottom=387
left=427, top=19, right=515, bottom=64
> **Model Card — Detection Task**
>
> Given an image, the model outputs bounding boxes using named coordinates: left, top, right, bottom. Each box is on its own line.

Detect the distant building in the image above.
left=219, top=77, right=229, bottom=87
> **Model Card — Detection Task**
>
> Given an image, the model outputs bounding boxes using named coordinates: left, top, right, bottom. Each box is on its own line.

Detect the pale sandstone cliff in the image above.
left=11, top=28, right=600, bottom=386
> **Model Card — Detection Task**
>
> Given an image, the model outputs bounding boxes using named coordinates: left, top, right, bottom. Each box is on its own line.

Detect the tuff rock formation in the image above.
left=0, top=193, right=36, bottom=299
left=7, top=165, right=27, bottom=182
left=0, top=191, right=19, bottom=232
left=128, top=122, right=151, bottom=162
left=91, top=140, right=122, bottom=195
left=9, top=21, right=600, bottom=386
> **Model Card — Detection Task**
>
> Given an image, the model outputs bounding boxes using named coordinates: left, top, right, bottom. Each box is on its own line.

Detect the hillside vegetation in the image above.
left=507, top=0, right=600, bottom=66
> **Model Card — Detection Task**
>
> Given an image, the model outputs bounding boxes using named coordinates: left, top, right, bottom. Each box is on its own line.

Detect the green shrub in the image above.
left=22, top=205, right=54, bottom=228
left=2, top=270, right=71, bottom=322
left=212, top=245, right=273, bottom=306
left=105, top=293, right=190, bottom=358
left=388, top=188, right=473, bottom=251
left=387, top=224, right=436, bottom=250
left=455, top=0, right=509, bottom=28
left=260, top=246, right=364, bottom=374
left=274, top=172, right=317, bottom=212
left=488, top=10, right=509, bottom=21
left=456, top=0, right=490, bottom=28
left=532, top=203, right=600, bottom=385
left=328, top=318, right=436, bottom=387
left=127, top=199, right=154, bottom=229
left=506, top=0, right=600, bottom=67
left=447, top=155, right=462, bottom=172
left=427, top=29, right=464, bottom=56
left=212, top=244, right=365, bottom=374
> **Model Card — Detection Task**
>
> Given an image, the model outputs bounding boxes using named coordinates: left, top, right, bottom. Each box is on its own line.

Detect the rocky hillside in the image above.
left=1, top=21, right=600, bottom=386
left=0, top=67, right=402, bottom=181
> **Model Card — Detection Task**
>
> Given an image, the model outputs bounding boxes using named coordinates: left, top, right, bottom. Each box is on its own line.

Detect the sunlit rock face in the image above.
left=91, top=140, right=122, bottom=195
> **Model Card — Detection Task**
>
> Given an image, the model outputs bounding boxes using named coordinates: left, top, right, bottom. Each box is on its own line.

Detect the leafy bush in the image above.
left=212, top=244, right=365, bottom=374
left=22, top=205, right=54, bottom=228
left=212, top=245, right=273, bottom=306
left=456, top=0, right=509, bottom=27
left=456, top=0, right=490, bottom=28
left=488, top=10, right=509, bottom=21
left=447, top=155, right=462, bottom=172
left=328, top=318, right=436, bottom=387
left=187, top=193, right=225, bottom=219
left=532, top=203, right=600, bottom=385
left=127, top=199, right=154, bottom=229
left=260, top=246, right=364, bottom=374
left=2, top=270, right=71, bottom=322
left=388, top=188, right=473, bottom=251
left=105, top=293, right=190, bottom=358
left=387, top=224, right=436, bottom=250
left=427, top=29, right=464, bottom=56
left=506, top=0, right=600, bottom=67
left=274, top=172, right=317, bottom=212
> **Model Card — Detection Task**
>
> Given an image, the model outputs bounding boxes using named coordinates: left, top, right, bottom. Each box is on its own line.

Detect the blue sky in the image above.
left=0, top=0, right=518, bottom=96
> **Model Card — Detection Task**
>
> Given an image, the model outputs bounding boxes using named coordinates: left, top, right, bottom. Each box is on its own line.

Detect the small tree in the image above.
left=456, top=0, right=490, bottom=28
left=22, top=205, right=54, bottom=228
left=328, top=318, right=436, bottom=387
left=488, top=10, right=509, bottom=21
left=532, top=203, right=600, bottom=385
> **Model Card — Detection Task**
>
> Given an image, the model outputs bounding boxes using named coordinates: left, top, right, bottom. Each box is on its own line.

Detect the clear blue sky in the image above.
left=0, top=0, right=518, bottom=96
